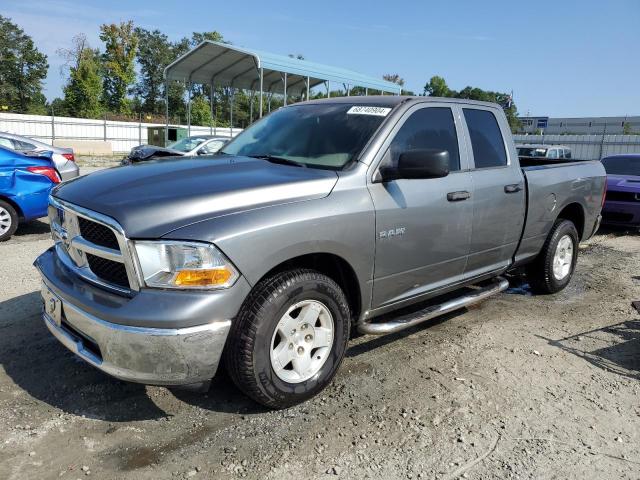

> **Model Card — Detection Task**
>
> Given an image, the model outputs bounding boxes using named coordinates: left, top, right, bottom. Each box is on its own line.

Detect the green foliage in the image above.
left=0, top=15, right=48, bottom=113
left=423, top=75, right=522, bottom=132
left=423, top=75, right=451, bottom=97
left=623, top=122, right=633, bottom=135
left=189, top=94, right=212, bottom=126
left=191, top=31, right=224, bottom=46
left=63, top=46, right=103, bottom=118
left=134, top=28, right=173, bottom=114
left=99, top=21, right=138, bottom=113
left=49, top=97, right=67, bottom=116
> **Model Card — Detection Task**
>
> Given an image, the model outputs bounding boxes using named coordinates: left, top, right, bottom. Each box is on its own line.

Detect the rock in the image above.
left=28, top=451, right=36, bottom=457
left=533, top=350, right=541, bottom=356
left=81, top=466, right=89, bottom=472
left=615, top=437, right=623, bottom=443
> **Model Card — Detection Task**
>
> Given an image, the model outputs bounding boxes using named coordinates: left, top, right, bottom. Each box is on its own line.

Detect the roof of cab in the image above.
left=299, top=95, right=501, bottom=109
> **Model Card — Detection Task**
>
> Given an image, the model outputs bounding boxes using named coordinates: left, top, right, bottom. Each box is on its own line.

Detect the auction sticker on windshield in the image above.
left=347, top=106, right=392, bottom=116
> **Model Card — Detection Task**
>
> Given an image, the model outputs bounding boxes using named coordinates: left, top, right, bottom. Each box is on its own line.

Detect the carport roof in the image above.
left=164, top=41, right=401, bottom=95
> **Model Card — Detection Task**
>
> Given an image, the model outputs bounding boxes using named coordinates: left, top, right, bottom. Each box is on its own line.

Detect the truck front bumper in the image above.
left=35, top=247, right=251, bottom=386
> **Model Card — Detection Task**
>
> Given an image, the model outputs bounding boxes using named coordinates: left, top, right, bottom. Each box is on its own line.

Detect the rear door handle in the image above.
left=447, top=191, right=471, bottom=202
left=504, top=183, right=523, bottom=193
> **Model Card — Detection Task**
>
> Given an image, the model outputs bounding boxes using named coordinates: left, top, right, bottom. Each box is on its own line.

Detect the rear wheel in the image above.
left=526, top=219, right=579, bottom=294
left=0, top=200, right=18, bottom=242
left=225, top=269, right=350, bottom=409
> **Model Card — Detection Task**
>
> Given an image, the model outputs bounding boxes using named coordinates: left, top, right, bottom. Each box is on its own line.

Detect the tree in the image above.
left=423, top=75, right=451, bottom=97
left=134, top=28, right=174, bottom=114
left=623, top=122, right=633, bottom=135
left=383, top=73, right=405, bottom=87
left=49, top=97, right=67, bottom=115
left=58, top=34, right=102, bottom=118
left=99, top=21, right=138, bottom=113
left=57, top=33, right=90, bottom=75
left=190, top=95, right=212, bottom=126
left=191, top=31, right=224, bottom=46
left=63, top=46, right=103, bottom=118
left=0, top=15, right=48, bottom=113
left=423, top=75, right=522, bottom=132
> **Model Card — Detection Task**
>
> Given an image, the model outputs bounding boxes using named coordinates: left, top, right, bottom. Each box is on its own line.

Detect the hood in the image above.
left=128, top=144, right=186, bottom=160
left=53, top=156, right=338, bottom=238
left=607, top=174, right=640, bottom=192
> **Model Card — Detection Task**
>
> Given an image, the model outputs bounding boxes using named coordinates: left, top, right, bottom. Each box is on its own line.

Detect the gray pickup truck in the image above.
left=35, top=97, right=606, bottom=408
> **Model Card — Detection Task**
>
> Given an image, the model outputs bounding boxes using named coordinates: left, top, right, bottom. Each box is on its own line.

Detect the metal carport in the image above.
left=164, top=41, right=401, bottom=135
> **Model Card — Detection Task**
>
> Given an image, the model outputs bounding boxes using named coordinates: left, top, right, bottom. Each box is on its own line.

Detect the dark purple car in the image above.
left=601, top=154, right=640, bottom=227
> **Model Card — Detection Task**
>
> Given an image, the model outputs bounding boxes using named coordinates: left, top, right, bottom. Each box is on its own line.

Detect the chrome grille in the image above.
left=48, top=197, right=139, bottom=294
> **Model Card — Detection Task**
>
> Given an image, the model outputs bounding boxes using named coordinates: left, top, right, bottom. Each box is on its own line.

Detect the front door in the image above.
left=368, top=104, right=473, bottom=310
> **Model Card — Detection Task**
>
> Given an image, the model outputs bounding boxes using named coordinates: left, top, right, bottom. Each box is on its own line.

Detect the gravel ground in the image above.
left=0, top=190, right=639, bottom=479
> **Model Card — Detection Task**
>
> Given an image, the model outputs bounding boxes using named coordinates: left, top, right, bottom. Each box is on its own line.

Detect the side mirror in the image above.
left=380, top=149, right=450, bottom=181
left=197, top=148, right=207, bottom=155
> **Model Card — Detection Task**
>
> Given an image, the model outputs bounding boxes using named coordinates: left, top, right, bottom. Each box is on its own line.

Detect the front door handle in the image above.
left=504, top=183, right=523, bottom=194
left=447, top=191, right=471, bottom=202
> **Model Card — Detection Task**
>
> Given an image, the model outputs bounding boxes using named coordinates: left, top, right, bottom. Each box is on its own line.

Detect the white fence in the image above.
left=514, top=134, right=640, bottom=161
left=0, top=112, right=243, bottom=154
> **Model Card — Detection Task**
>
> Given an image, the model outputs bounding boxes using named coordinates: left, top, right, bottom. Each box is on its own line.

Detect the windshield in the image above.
left=220, top=103, right=391, bottom=169
left=168, top=136, right=209, bottom=152
left=517, top=147, right=547, bottom=157
left=602, top=156, right=640, bottom=176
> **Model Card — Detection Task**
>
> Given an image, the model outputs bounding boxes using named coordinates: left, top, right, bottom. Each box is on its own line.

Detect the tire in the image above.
left=526, top=219, right=579, bottom=294
left=225, top=269, right=351, bottom=409
left=0, top=200, right=18, bottom=242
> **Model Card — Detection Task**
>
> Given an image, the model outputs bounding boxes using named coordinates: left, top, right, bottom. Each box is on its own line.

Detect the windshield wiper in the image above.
left=248, top=154, right=306, bottom=168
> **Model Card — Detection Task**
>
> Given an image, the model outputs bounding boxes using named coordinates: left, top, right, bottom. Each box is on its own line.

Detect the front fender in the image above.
left=163, top=191, right=376, bottom=315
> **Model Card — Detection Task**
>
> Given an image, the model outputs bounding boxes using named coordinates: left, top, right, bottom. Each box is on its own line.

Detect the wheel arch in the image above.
left=0, top=195, right=24, bottom=219
left=555, top=202, right=585, bottom=240
left=255, top=252, right=363, bottom=321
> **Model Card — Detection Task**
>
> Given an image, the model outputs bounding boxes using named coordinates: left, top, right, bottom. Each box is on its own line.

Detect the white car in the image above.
left=517, top=144, right=572, bottom=160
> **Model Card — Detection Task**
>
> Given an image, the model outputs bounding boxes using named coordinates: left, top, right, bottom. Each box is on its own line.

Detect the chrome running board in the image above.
left=357, top=276, right=509, bottom=336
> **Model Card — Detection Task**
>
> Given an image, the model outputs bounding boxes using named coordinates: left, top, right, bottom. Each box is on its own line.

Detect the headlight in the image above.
left=133, top=241, right=239, bottom=289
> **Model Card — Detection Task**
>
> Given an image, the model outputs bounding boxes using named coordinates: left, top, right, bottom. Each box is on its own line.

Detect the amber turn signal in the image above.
left=174, top=268, right=233, bottom=287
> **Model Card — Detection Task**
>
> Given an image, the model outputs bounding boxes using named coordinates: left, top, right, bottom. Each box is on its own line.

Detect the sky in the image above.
left=3, top=0, right=640, bottom=118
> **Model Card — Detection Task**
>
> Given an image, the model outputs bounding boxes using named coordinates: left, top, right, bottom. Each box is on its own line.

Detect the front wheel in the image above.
left=526, top=219, right=579, bottom=294
left=224, top=269, right=351, bottom=409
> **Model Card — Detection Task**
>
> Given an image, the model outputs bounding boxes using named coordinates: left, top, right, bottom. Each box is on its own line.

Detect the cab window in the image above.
left=386, top=107, right=460, bottom=171
left=463, top=109, right=507, bottom=168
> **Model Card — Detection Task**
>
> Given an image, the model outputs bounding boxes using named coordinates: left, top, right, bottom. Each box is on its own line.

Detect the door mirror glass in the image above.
left=381, top=149, right=450, bottom=180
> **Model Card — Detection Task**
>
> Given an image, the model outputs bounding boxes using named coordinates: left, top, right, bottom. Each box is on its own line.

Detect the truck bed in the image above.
left=514, top=160, right=606, bottom=266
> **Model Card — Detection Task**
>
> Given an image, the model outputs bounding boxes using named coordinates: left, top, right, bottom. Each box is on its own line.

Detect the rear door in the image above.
left=368, top=103, right=473, bottom=309
left=460, top=107, right=525, bottom=279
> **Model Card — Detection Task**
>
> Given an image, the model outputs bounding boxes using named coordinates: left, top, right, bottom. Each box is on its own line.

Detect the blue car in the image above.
left=0, top=145, right=61, bottom=241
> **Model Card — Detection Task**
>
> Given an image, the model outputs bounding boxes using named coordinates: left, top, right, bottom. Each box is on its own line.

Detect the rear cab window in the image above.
left=463, top=108, right=507, bottom=169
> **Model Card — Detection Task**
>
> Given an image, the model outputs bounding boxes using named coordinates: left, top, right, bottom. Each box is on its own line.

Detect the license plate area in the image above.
left=41, top=283, right=62, bottom=327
